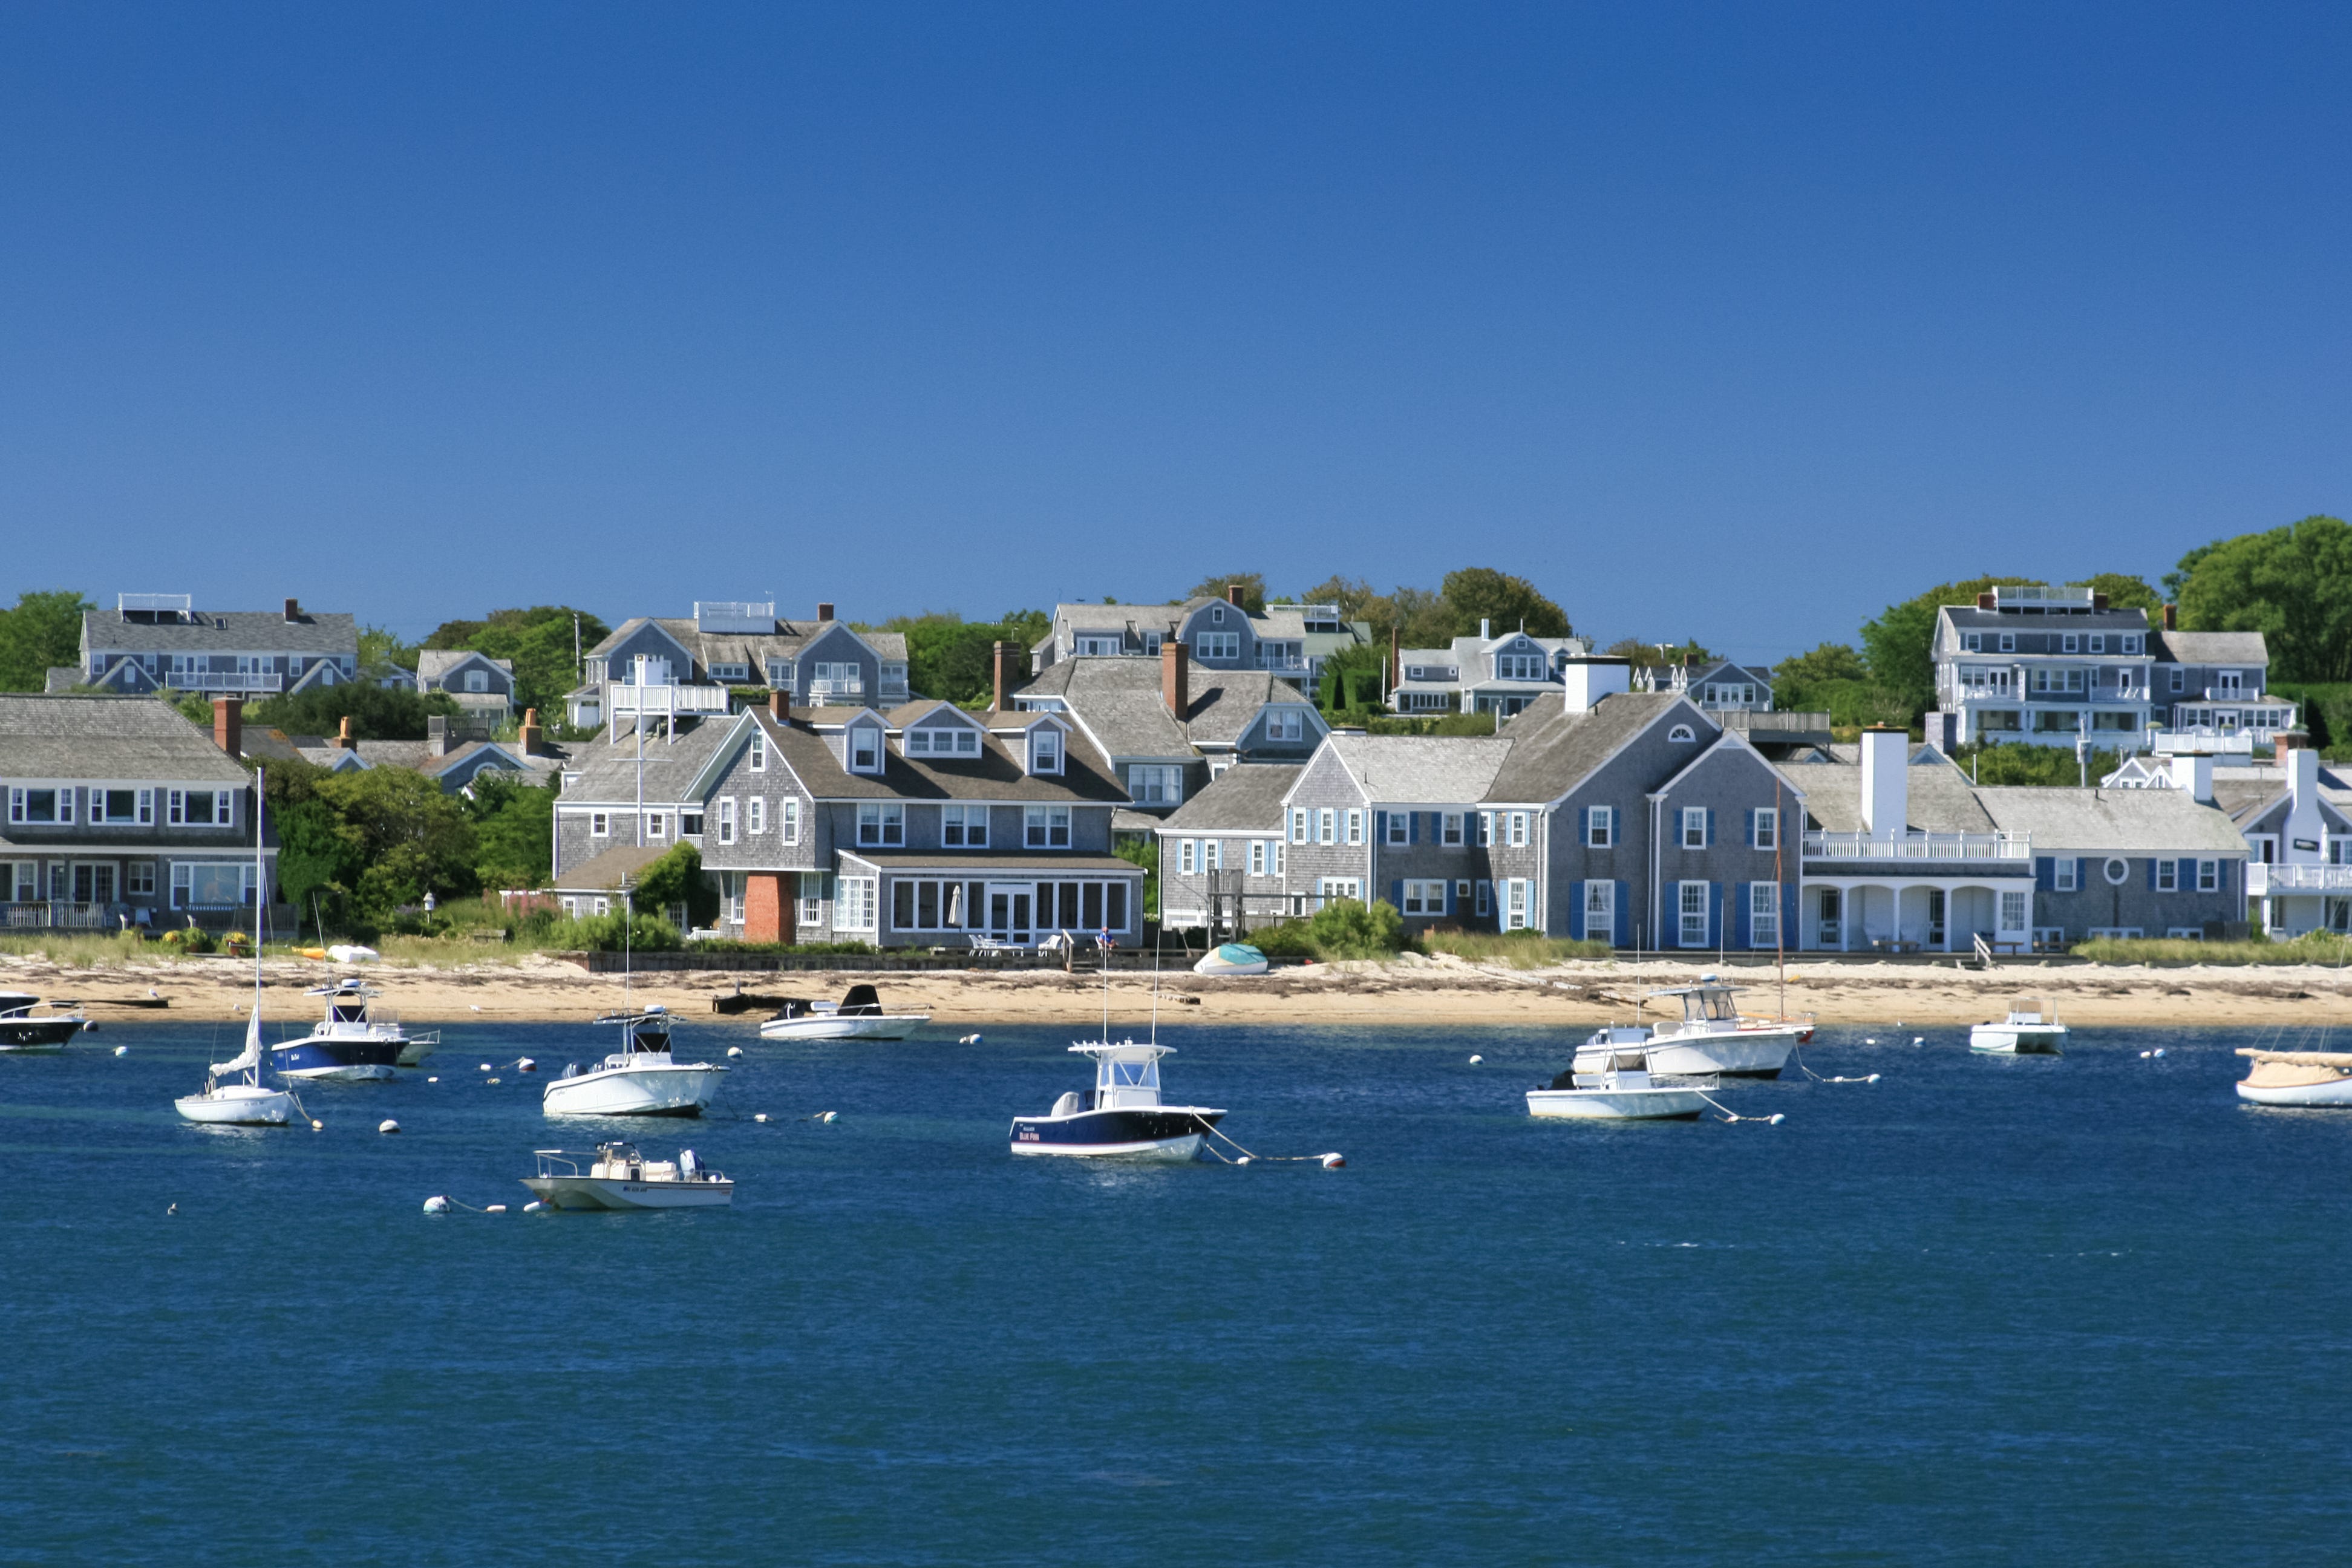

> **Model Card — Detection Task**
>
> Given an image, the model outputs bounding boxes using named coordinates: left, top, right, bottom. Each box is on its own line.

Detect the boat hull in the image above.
left=1527, top=1087, right=1707, bottom=1120
left=0, top=1016, right=83, bottom=1051
left=1592, top=1027, right=1799, bottom=1080
left=2236, top=1068, right=2352, bottom=1107
left=273, top=1036, right=405, bottom=1082
left=1970, top=1025, right=2066, bottom=1054
left=520, top=1175, right=734, bottom=1210
left=543, top=1064, right=726, bottom=1118
left=758, top=1014, right=929, bottom=1042
left=176, top=1085, right=296, bottom=1125
left=1009, top=1106, right=1222, bottom=1158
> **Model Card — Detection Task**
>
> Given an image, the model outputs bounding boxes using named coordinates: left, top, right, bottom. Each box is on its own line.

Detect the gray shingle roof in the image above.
left=83, top=608, right=359, bottom=655
left=563, top=718, right=742, bottom=805
left=550, top=841, right=676, bottom=892
left=1939, top=606, right=2152, bottom=633
left=755, top=711, right=1129, bottom=805
left=1158, top=764, right=1302, bottom=832
left=416, top=650, right=513, bottom=682
left=0, top=694, right=249, bottom=782
left=1014, top=658, right=1310, bottom=757
left=1318, top=734, right=1511, bottom=805
left=1975, top=786, right=2250, bottom=854
left=1793, top=754, right=1998, bottom=835
left=2152, top=629, right=2270, bottom=665
left=587, top=617, right=907, bottom=670
left=1482, top=691, right=1695, bottom=804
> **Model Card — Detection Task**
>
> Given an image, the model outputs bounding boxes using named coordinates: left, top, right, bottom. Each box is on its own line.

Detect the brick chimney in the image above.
left=2092, top=592, right=2110, bottom=612
left=2278, top=731, right=2313, bottom=758
left=817, top=602, right=835, bottom=622
left=1976, top=591, right=1998, bottom=610
left=1226, top=583, right=1244, bottom=607
left=335, top=715, right=355, bottom=752
left=768, top=689, right=790, bottom=725
left=1161, top=639, right=1190, bottom=719
left=519, top=707, right=544, bottom=755
left=2163, top=603, right=2178, bottom=631
left=992, top=641, right=1012, bottom=712
left=283, top=597, right=301, bottom=622
left=211, top=696, right=242, bottom=758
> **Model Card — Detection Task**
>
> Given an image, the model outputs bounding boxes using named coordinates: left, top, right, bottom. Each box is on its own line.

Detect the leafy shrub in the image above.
left=162, top=926, right=217, bottom=954
left=1246, top=922, right=1319, bottom=958
left=543, top=911, right=683, bottom=952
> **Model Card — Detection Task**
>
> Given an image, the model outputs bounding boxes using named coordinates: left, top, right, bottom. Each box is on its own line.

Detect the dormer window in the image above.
left=766, top=659, right=792, bottom=687
left=1029, top=727, right=1063, bottom=776
left=1212, top=605, right=1225, bottom=623
left=849, top=727, right=883, bottom=773
left=1265, top=708, right=1304, bottom=742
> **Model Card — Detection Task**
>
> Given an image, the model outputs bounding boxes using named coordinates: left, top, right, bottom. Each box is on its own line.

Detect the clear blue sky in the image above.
left=4, top=3, right=2347, bottom=667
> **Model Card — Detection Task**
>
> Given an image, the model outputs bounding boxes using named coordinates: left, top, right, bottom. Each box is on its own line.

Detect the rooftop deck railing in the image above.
left=808, top=678, right=866, bottom=704
left=1714, top=710, right=1830, bottom=733
left=2248, top=864, right=2352, bottom=895
left=1803, top=831, right=2031, bottom=862
left=119, top=593, right=193, bottom=614
left=162, top=671, right=284, bottom=693
left=604, top=682, right=731, bottom=715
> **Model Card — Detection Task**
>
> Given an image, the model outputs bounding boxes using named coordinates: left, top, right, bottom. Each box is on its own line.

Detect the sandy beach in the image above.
left=9, top=950, right=2351, bottom=1029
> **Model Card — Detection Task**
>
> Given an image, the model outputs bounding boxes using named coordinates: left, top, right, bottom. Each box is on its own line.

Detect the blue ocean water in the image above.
left=3, top=1014, right=2348, bottom=1566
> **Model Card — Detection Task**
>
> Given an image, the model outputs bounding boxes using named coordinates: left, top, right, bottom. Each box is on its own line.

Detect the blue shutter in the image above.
left=2076, top=857, right=2088, bottom=890
left=1410, top=812, right=1421, bottom=844
left=2146, top=858, right=2158, bottom=890
left=1783, top=880, right=1800, bottom=949
left=1390, top=879, right=1403, bottom=913
left=1374, top=811, right=1387, bottom=843
left=1614, top=881, right=1630, bottom=947
left=1705, top=809, right=1716, bottom=847
left=1570, top=883, right=1586, bottom=941
left=1709, top=883, right=1724, bottom=946
left=2035, top=857, right=2053, bottom=890
left=1744, top=809, right=1756, bottom=848
left=1734, top=883, right=1751, bottom=947
left=1578, top=806, right=1590, bottom=841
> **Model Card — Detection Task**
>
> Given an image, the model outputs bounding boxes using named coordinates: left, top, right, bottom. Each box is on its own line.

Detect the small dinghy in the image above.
left=0, top=991, right=88, bottom=1052
left=1526, top=1048, right=1714, bottom=1121
left=1010, top=1042, right=1226, bottom=1159
left=1194, top=942, right=1268, bottom=976
left=521, top=1143, right=734, bottom=1209
left=544, top=1007, right=728, bottom=1117
left=1970, top=996, right=2066, bottom=1054
left=757, top=984, right=931, bottom=1041
left=2234, top=1048, right=2352, bottom=1107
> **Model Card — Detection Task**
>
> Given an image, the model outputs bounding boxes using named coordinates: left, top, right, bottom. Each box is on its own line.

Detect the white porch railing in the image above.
left=808, top=678, right=866, bottom=704
left=2248, top=864, right=2352, bottom=895
left=1804, top=831, right=2031, bottom=861
left=2, top=902, right=114, bottom=929
left=605, top=682, right=730, bottom=716
left=163, top=671, right=284, bottom=693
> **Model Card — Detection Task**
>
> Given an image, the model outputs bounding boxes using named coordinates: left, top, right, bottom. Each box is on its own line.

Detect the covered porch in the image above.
left=1800, top=875, right=2034, bottom=953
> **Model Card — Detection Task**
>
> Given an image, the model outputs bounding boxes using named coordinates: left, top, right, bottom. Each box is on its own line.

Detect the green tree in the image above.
left=1604, top=636, right=1717, bottom=669
left=1439, top=568, right=1570, bottom=639
left=263, top=760, right=362, bottom=918
left=426, top=606, right=608, bottom=719
left=2079, top=573, right=2163, bottom=613
left=1293, top=575, right=1384, bottom=621
left=0, top=589, right=93, bottom=691
left=245, top=682, right=462, bottom=740
left=316, top=767, right=479, bottom=918
left=880, top=610, right=1053, bottom=705
left=2177, top=517, right=2352, bottom=683
left=1858, top=577, right=2040, bottom=720
left=464, top=772, right=557, bottom=891
left=1316, top=639, right=1391, bottom=714
left=358, top=625, right=420, bottom=673
left=1183, top=573, right=1267, bottom=614
left=633, top=841, right=720, bottom=928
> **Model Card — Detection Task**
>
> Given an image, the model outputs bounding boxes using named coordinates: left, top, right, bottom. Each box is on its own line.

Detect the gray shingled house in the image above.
left=1153, top=763, right=1304, bottom=931
left=567, top=601, right=910, bottom=730
left=70, top=595, right=359, bottom=698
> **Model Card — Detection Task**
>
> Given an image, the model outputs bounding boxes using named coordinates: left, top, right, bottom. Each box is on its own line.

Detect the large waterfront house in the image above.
left=1033, top=589, right=1372, bottom=695
left=1013, top=644, right=1326, bottom=822
left=1387, top=624, right=1592, bottom=716
left=65, top=595, right=359, bottom=699
left=0, top=694, right=278, bottom=932
left=2110, top=737, right=2352, bottom=937
left=1929, top=585, right=2287, bottom=751
left=565, top=602, right=910, bottom=731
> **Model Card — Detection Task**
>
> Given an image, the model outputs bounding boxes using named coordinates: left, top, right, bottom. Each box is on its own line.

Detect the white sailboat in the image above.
left=177, top=768, right=297, bottom=1127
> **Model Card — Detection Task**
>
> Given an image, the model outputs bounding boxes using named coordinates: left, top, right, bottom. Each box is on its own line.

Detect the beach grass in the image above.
left=1419, top=930, right=1615, bottom=969
left=2071, top=932, right=2352, bottom=966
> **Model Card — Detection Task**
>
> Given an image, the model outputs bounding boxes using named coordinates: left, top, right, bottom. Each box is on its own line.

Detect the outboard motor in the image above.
left=679, top=1149, right=701, bottom=1180
left=1051, top=1091, right=1083, bottom=1117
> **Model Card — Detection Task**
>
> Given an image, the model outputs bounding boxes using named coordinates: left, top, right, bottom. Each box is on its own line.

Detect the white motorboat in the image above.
left=544, top=1007, right=728, bottom=1117
left=1970, top=996, right=2067, bottom=1054
left=1010, top=1041, right=1226, bottom=1158
left=271, top=978, right=439, bottom=1080
left=757, top=984, right=931, bottom=1041
left=1569, top=1024, right=1658, bottom=1075
left=0, top=991, right=88, bottom=1051
left=1527, top=1051, right=1714, bottom=1121
left=178, top=772, right=298, bottom=1128
left=1636, top=981, right=1810, bottom=1079
left=1194, top=942, right=1269, bottom=976
left=2234, top=1048, right=2352, bottom=1107
left=521, top=1143, right=734, bottom=1209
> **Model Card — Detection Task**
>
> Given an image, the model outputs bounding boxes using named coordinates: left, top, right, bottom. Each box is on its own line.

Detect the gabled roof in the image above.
left=83, top=607, right=359, bottom=655
left=550, top=841, right=675, bottom=893
left=1974, top=787, right=2251, bottom=854
left=587, top=616, right=909, bottom=668
left=0, top=694, right=249, bottom=782
left=1481, top=691, right=1700, bottom=805
left=748, top=710, right=1129, bottom=805
left=1795, top=752, right=1996, bottom=835
left=1013, top=658, right=1313, bottom=757
left=417, top=649, right=514, bottom=682
left=562, top=718, right=742, bottom=805
left=1938, top=606, right=2152, bottom=633
left=2152, top=628, right=2270, bottom=666
left=1158, top=764, right=1303, bottom=833
left=1313, top=734, right=1511, bottom=805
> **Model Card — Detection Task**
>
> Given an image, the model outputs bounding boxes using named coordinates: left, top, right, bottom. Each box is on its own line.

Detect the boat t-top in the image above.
left=0, top=991, right=88, bottom=1052
left=1596, top=980, right=1808, bottom=1079
left=1010, top=1042, right=1226, bottom=1159
left=270, top=978, right=439, bottom=1081
left=543, top=1007, right=728, bottom=1118
left=757, top=984, right=931, bottom=1041
left=1527, top=1048, right=1715, bottom=1121
left=1969, top=996, right=2066, bottom=1054
left=521, top=1143, right=734, bottom=1209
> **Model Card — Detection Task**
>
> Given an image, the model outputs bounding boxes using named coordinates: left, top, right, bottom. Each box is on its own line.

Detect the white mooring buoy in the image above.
left=818, top=1110, right=839, bottom=1124
left=113, top=1045, right=128, bottom=1057
left=523, top=1201, right=547, bottom=1214
left=1320, top=1152, right=1347, bottom=1169
left=1468, top=1054, right=1483, bottom=1064
left=727, top=1046, right=745, bottom=1059
left=422, top=1195, right=451, bottom=1214
left=484, top=1204, right=508, bottom=1214
left=310, top=1119, right=324, bottom=1131
left=379, top=1119, right=400, bottom=1135
left=479, top=1063, right=492, bottom=1071
left=515, top=1057, right=536, bottom=1073
left=754, top=1113, right=769, bottom=1123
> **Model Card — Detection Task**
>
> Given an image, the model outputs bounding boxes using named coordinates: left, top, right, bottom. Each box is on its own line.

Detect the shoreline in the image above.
left=7, top=950, right=2350, bottom=1028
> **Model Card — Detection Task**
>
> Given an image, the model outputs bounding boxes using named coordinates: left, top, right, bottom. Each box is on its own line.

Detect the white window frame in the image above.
left=849, top=725, right=883, bottom=773
left=1128, top=765, right=1183, bottom=806
left=590, top=811, right=610, bottom=838
left=645, top=812, right=668, bottom=841
left=2001, top=890, right=2029, bottom=933
left=1345, top=809, right=1365, bottom=846
left=780, top=797, right=800, bottom=846
left=750, top=733, right=766, bottom=771
left=715, top=798, right=737, bottom=846
left=942, top=803, right=988, bottom=848
left=1681, top=808, right=1706, bottom=849
left=1586, top=807, right=1612, bottom=849
left=1030, top=727, right=1064, bottom=776
left=1195, top=632, right=1241, bottom=661
left=857, top=802, right=906, bottom=847
left=1504, top=878, right=1531, bottom=931
left=126, top=860, right=157, bottom=897
left=2062, top=633, right=2080, bottom=654
left=1249, top=840, right=1267, bottom=877
left=1749, top=881, right=1779, bottom=947
left=1999, top=632, right=2017, bottom=653
left=1318, top=809, right=1336, bottom=845
left=1385, top=812, right=1408, bottom=846
left=1679, top=880, right=1708, bottom=946
left=1754, top=808, right=1777, bottom=851
left=748, top=797, right=766, bottom=835
left=1584, top=879, right=1614, bottom=934
left=2198, top=858, right=2220, bottom=892
left=1478, top=812, right=1494, bottom=847
left=1266, top=708, right=1304, bottom=742
left=1178, top=839, right=1197, bottom=876
left=2054, top=857, right=2077, bottom=892
left=1401, top=879, right=1446, bottom=915
left=1442, top=812, right=1465, bottom=846
left=1024, top=805, right=1072, bottom=848
left=835, top=876, right=878, bottom=933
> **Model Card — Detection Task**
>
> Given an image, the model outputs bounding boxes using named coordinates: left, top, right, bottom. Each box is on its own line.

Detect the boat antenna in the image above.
left=1149, top=898, right=1161, bottom=1048
left=252, top=766, right=266, bottom=1086
left=1775, top=766, right=1786, bottom=1024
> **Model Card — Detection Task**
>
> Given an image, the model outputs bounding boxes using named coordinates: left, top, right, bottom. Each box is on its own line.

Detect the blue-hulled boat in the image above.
left=1010, top=1042, right=1225, bottom=1160
left=272, top=979, right=438, bottom=1082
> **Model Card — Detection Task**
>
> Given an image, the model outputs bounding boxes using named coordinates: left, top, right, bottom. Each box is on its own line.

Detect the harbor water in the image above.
left=4, top=1019, right=2347, bottom=1564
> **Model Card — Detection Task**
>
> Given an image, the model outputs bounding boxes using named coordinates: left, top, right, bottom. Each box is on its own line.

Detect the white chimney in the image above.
left=2167, top=752, right=2213, bottom=803
left=1860, top=727, right=1909, bottom=840
left=1480, top=618, right=1491, bottom=640
left=1561, top=657, right=1631, bottom=714
left=2285, top=745, right=2322, bottom=859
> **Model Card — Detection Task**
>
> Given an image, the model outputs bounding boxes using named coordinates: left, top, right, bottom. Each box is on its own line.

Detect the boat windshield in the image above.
left=1097, top=1056, right=1161, bottom=1091
left=1682, top=988, right=1739, bottom=1023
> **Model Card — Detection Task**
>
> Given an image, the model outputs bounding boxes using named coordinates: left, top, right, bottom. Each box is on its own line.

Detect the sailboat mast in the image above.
left=253, top=766, right=266, bottom=1085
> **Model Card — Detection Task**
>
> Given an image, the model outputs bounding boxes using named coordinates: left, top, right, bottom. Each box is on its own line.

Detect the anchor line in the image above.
left=1187, top=1113, right=1330, bottom=1163
left=1790, top=1046, right=1874, bottom=1084
left=1696, top=1090, right=1777, bottom=1124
